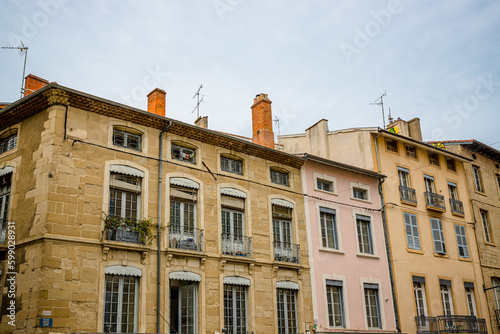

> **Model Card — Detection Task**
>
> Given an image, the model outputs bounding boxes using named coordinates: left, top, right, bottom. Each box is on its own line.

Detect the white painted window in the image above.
left=413, top=278, right=428, bottom=320
left=104, top=274, right=139, bottom=333
left=465, top=285, right=477, bottom=316
left=109, top=173, right=142, bottom=220
left=440, top=281, right=454, bottom=315
left=224, top=284, right=247, bottom=334
left=277, top=288, right=297, bottom=334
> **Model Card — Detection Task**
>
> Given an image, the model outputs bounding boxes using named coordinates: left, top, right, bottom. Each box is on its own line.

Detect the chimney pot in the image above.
left=251, top=93, right=275, bottom=149
left=24, top=74, right=49, bottom=97
left=147, top=88, right=166, bottom=117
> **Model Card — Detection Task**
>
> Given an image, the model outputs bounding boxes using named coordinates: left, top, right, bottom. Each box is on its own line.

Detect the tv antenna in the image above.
left=370, top=90, right=387, bottom=129
left=191, top=84, right=205, bottom=118
left=1, top=41, right=29, bottom=99
left=274, top=116, right=281, bottom=149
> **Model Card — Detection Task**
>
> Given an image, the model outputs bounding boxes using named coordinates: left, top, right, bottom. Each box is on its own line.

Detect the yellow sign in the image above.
left=431, top=142, right=445, bottom=149
left=388, top=127, right=399, bottom=134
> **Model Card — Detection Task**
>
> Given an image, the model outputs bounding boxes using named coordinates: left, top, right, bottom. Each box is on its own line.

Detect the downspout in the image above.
left=157, top=121, right=173, bottom=334
left=374, top=131, right=401, bottom=332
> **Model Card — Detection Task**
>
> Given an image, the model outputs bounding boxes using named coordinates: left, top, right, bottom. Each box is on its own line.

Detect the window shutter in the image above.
left=221, top=194, right=245, bottom=210
left=431, top=218, right=446, bottom=254
left=455, top=225, right=469, bottom=258
left=404, top=213, right=415, bottom=249
left=411, top=214, right=421, bottom=250
left=170, top=186, right=197, bottom=201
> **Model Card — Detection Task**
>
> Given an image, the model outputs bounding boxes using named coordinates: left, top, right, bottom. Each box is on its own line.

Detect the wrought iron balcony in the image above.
left=106, top=227, right=141, bottom=245
left=221, top=233, right=252, bottom=257
left=415, top=316, right=438, bottom=334
left=168, top=225, right=204, bottom=252
left=400, top=186, right=417, bottom=204
left=222, top=331, right=254, bottom=334
left=273, top=241, right=301, bottom=264
left=425, top=192, right=446, bottom=211
left=449, top=198, right=464, bottom=215
left=436, top=315, right=487, bottom=333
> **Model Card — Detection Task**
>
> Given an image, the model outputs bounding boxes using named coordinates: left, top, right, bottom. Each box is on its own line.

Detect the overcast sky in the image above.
left=2, top=0, right=499, bottom=149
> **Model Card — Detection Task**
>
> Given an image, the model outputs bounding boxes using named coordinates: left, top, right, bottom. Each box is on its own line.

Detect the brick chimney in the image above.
left=24, top=74, right=49, bottom=97
left=147, top=88, right=166, bottom=117
left=251, top=93, right=275, bottom=148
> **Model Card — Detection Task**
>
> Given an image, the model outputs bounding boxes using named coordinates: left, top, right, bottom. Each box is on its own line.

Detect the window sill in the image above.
left=458, top=256, right=472, bottom=262
left=102, top=239, right=151, bottom=252
left=451, top=211, right=465, bottom=218
left=171, top=158, right=197, bottom=166
left=474, top=190, right=487, bottom=197
left=314, top=188, right=337, bottom=196
left=0, top=147, right=18, bottom=159
left=270, top=182, right=291, bottom=189
left=112, top=144, right=143, bottom=154
left=433, top=252, right=450, bottom=259
left=356, top=253, right=379, bottom=259
left=406, top=248, right=424, bottom=255
left=400, top=199, right=418, bottom=207
left=350, top=197, right=372, bottom=204
left=484, top=241, right=497, bottom=247
left=319, top=247, right=344, bottom=255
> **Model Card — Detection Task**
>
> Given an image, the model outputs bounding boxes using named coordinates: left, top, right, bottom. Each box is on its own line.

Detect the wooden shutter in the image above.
left=455, top=225, right=469, bottom=258
left=404, top=213, right=421, bottom=250
left=431, top=218, right=446, bottom=254
left=221, top=194, right=244, bottom=210
left=170, top=186, right=197, bottom=202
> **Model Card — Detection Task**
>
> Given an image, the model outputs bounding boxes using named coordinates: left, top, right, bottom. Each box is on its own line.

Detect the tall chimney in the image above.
left=24, top=74, right=49, bottom=97
left=251, top=93, right=275, bottom=148
left=147, top=88, right=166, bottom=117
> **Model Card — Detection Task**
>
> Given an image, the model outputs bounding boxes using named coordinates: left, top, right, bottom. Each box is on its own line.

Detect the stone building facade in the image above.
left=0, top=76, right=313, bottom=333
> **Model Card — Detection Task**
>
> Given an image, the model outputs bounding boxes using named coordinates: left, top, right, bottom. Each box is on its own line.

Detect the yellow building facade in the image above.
left=0, top=80, right=313, bottom=333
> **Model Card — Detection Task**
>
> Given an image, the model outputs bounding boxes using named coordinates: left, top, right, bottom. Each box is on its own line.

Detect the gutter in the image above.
left=157, top=121, right=173, bottom=333
left=374, top=132, right=401, bottom=332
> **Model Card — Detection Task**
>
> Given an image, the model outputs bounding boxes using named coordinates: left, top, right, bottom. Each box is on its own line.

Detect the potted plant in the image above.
left=103, top=214, right=155, bottom=245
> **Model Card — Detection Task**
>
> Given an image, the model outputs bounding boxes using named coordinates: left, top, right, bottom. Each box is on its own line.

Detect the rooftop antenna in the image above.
left=274, top=116, right=281, bottom=149
left=369, top=90, right=387, bottom=129
left=388, top=107, right=393, bottom=124
left=191, top=84, right=204, bottom=118
left=1, top=41, right=29, bottom=98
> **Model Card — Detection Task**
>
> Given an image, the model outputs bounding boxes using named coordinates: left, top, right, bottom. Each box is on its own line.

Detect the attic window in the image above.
left=113, top=129, right=141, bottom=151
left=270, top=169, right=289, bottom=187
left=172, top=144, right=196, bottom=164
left=405, top=145, right=417, bottom=159
left=428, top=152, right=439, bottom=166
left=0, top=132, right=17, bottom=154
left=446, top=158, right=456, bottom=172
left=386, top=139, right=398, bottom=153
left=221, top=156, right=243, bottom=175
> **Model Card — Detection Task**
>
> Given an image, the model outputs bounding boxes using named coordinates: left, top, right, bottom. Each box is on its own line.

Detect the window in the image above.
left=430, top=218, right=446, bottom=255
left=446, top=158, right=456, bottom=172
left=172, top=144, right=196, bottom=164
left=404, top=212, right=421, bottom=250
left=454, top=225, right=469, bottom=258
left=496, top=174, right=500, bottom=194
left=317, top=179, right=333, bottom=192
left=272, top=201, right=299, bottom=263
left=320, top=208, right=338, bottom=249
left=0, top=170, right=12, bottom=244
left=224, top=284, right=247, bottom=334
left=448, top=182, right=464, bottom=215
left=386, top=139, right=398, bottom=153
left=104, top=273, right=139, bottom=333
left=440, top=280, right=454, bottom=315
left=424, top=175, right=436, bottom=193
left=326, top=280, right=344, bottom=328
left=277, top=288, right=297, bottom=334
left=109, top=173, right=141, bottom=220
left=364, top=284, right=381, bottom=329
left=492, top=278, right=500, bottom=310
left=428, top=152, right=439, bottom=166
left=480, top=210, right=492, bottom=243
left=221, top=156, right=243, bottom=175
left=0, top=133, right=17, bottom=154
left=472, top=166, right=483, bottom=192
left=221, top=190, right=249, bottom=257
left=464, top=284, right=477, bottom=316
left=353, top=187, right=368, bottom=200
left=398, top=167, right=416, bottom=203
left=113, top=129, right=141, bottom=151
left=413, top=277, right=428, bottom=321
left=271, top=169, right=289, bottom=187
left=170, top=278, right=198, bottom=334
left=405, top=145, right=417, bottom=158
left=356, top=215, right=373, bottom=255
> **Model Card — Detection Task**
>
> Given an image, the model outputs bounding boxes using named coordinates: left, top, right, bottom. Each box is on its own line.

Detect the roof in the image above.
left=297, top=153, right=386, bottom=179
left=379, top=129, right=472, bottom=162
left=429, top=139, right=500, bottom=163
left=0, top=83, right=304, bottom=169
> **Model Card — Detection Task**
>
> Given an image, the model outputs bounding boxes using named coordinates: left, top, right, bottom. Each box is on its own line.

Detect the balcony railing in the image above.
left=425, top=192, right=446, bottom=211
left=169, top=225, right=204, bottom=252
left=436, top=315, right=487, bottom=333
left=449, top=198, right=464, bottom=215
left=415, top=316, right=438, bottom=334
left=106, top=227, right=142, bottom=245
left=400, top=186, right=417, bottom=204
left=0, top=218, right=7, bottom=244
left=222, top=331, right=254, bottom=334
left=274, top=241, right=300, bottom=264
left=221, top=233, right=252, bottom=257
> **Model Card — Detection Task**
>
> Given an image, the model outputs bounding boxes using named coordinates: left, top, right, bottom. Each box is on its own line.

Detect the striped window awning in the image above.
left=170, top=177, right=199, bottom=189
left=271, top=198, right=294, bottom=209
left=169, top=271, right=202, bottom=282
left=223, top=276, right=251, bottom=286
left=276, top=281, right=299, bottom=290
left=0, top=166, right=13, bottom=177
left=221, top=187, right=247, bottom=198
left=105, top=265, right=143, bottom=277
left=110, top=165, right=144, bottom=178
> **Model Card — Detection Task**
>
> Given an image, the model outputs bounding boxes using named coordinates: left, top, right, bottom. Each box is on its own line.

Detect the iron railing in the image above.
left=400, top=186, right=417, bottom=204
left=106, top=227, right=142, bottom=245
left=168, top=225, right=204, bottom=252
left=437, top=315, right=487, bottom=333
left=425, top=192, right=446, bottom=211
left=449, top=198, right=464, bottom=215
left=221, top=233, right=252, bottom=257
left=273, top=241, right=300, bottom=264
left=222, top=331, right=254, bottom=334
left=415, top=316, right=438, bottom=334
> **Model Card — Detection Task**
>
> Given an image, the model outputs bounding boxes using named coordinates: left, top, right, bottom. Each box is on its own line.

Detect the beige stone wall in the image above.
left=0, top=104, right=313, bottom=333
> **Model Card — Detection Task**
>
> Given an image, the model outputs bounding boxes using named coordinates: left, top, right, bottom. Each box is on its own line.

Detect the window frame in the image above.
left=472, top=165, right=483, bottom=192
left=103, top=273, right=139, bottom=333
left=428, top=152, right=440, bottom=166
left=364, top=284, right=382, bottom=329
left=109, top=173, right=142, bottom=220
left=112, top=128, right=142, bottom=151
left=404, top=212, right=421, bottom=251
left=317, top=179, right=333, bottom=193
left=170, top=188, right=197, bottom=230
left=440, top=282, right=454, bottom=315
left=220, top=156, right=243, bottom=175
left=276, top=288, right=298, bottom=334
left=326, top=280, right=345, bottom=328
left=0, top=171, right=12, bottom=244
left=446, top=158, right=456, bottom=172
left=224, top=283, right=248, bottom=334
left=492, top=278, right=500, bottom=310
left=430, top=218, right=446, bottom=255
left=413, top=279, right=428, bottom=320
left=480, top=210, right=492, bottom=243
left=169, top=279, right=198, bottom=334
left=0, top=133, right=17, bottom=155
left=353, top=187, right=368, bottom=201
left=454, top=224, right=470, bottom=258
left=171, top=143, right=197, bottom=164
left=405, top=145, right=417, bottom=159
left=386, top=139, right=398, bottom=153
left=270, top=168, right=290, bottom=187
left=356, top=215, right=373, bottom=255
left=319, top=207, right=338, bottom=250
left=313, top=173, right=337, bottom=195
left=465, top=286, right=477, bottom=317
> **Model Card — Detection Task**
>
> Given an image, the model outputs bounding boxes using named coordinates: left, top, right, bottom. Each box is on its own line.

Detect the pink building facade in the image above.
left=300, top=154, right=397, bottom=333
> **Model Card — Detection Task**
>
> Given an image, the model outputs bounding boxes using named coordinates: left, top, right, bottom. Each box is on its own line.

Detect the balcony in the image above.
left=221, top=233, right=252, bottom=257
left=168, top=225, right=204, bottom=252
left=106, top=227, right=141, bottom=244
left=425, top=192, right=446, bottom=212
left=400, top=186, right=417, bottom=204
left=274, top=241, right=301, bottom=264
left=416, top=316, right=487, bottom=334
left=449, top=198, right=464, bottom=216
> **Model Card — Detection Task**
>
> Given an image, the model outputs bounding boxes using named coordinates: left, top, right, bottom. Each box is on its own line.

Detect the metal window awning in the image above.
left=169, top=271, right=201, bottom=282
left=170, top=177, right=199, bottom=189
left=364, top=283, right=379, bottom=289
left=223, top=276, right=251, bottom=286
left=221, top=187, right=247, bottom=198
left=413, top=276, right=426, bottom=284
left=0, top=166, right=13, bottom=177
left=326, top=279, right=343, bottom=287
left=110, top=165, right=144, bottom=178
left=105, top=265, right=143, bottom=277
left=276, top=281, right=299, bottom=290
left=439, top=279, right=452, bottom=286
left=464, top=282, right=475, bottom=289
left=271, top=198, right=294, bottom=209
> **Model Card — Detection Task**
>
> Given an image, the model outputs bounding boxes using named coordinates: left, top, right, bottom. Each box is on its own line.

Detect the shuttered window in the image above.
left=404, top=212, right=421, bottom=250
left=430, top=218, right=446, bottom=255
left=454, top=225, right=469, bottom=258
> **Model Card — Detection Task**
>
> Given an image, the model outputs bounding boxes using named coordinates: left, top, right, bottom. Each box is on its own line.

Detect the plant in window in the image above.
left=103, top=214, right=155, bottom=245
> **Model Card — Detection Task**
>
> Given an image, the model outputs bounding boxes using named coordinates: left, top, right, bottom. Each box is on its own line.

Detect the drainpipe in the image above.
left=157, top=121, right=173, bottom=334
left=374, top=131, right=401, bottom=332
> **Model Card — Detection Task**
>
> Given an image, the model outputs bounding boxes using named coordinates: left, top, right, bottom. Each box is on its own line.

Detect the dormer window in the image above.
left=0, top=132, right=17, bottom=154
left=113, top=129, right=141, bottom=151
left=270, top=169, right=289, bottom=187
left=172, top=144, right=196, bottom=164
left=221, top=156, right=243, bottom=175
left=428, top=152, right=439, bottom=166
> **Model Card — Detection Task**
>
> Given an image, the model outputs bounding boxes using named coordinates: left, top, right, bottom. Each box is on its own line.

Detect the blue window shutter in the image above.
left=404, top=213, right=421, bottom=250
left=431, top=218, right=446, bottom=254
left=455, top=225, right=469, bottom=258
left=411, top=214, right=421, bottom=250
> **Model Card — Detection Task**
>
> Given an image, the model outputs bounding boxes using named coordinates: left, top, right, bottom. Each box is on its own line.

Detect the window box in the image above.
left=103, top=215, right=154, bottom=245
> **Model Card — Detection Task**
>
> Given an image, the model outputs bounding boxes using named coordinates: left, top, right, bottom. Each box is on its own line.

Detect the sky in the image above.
left=1, top=0, right=500, bottom=149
